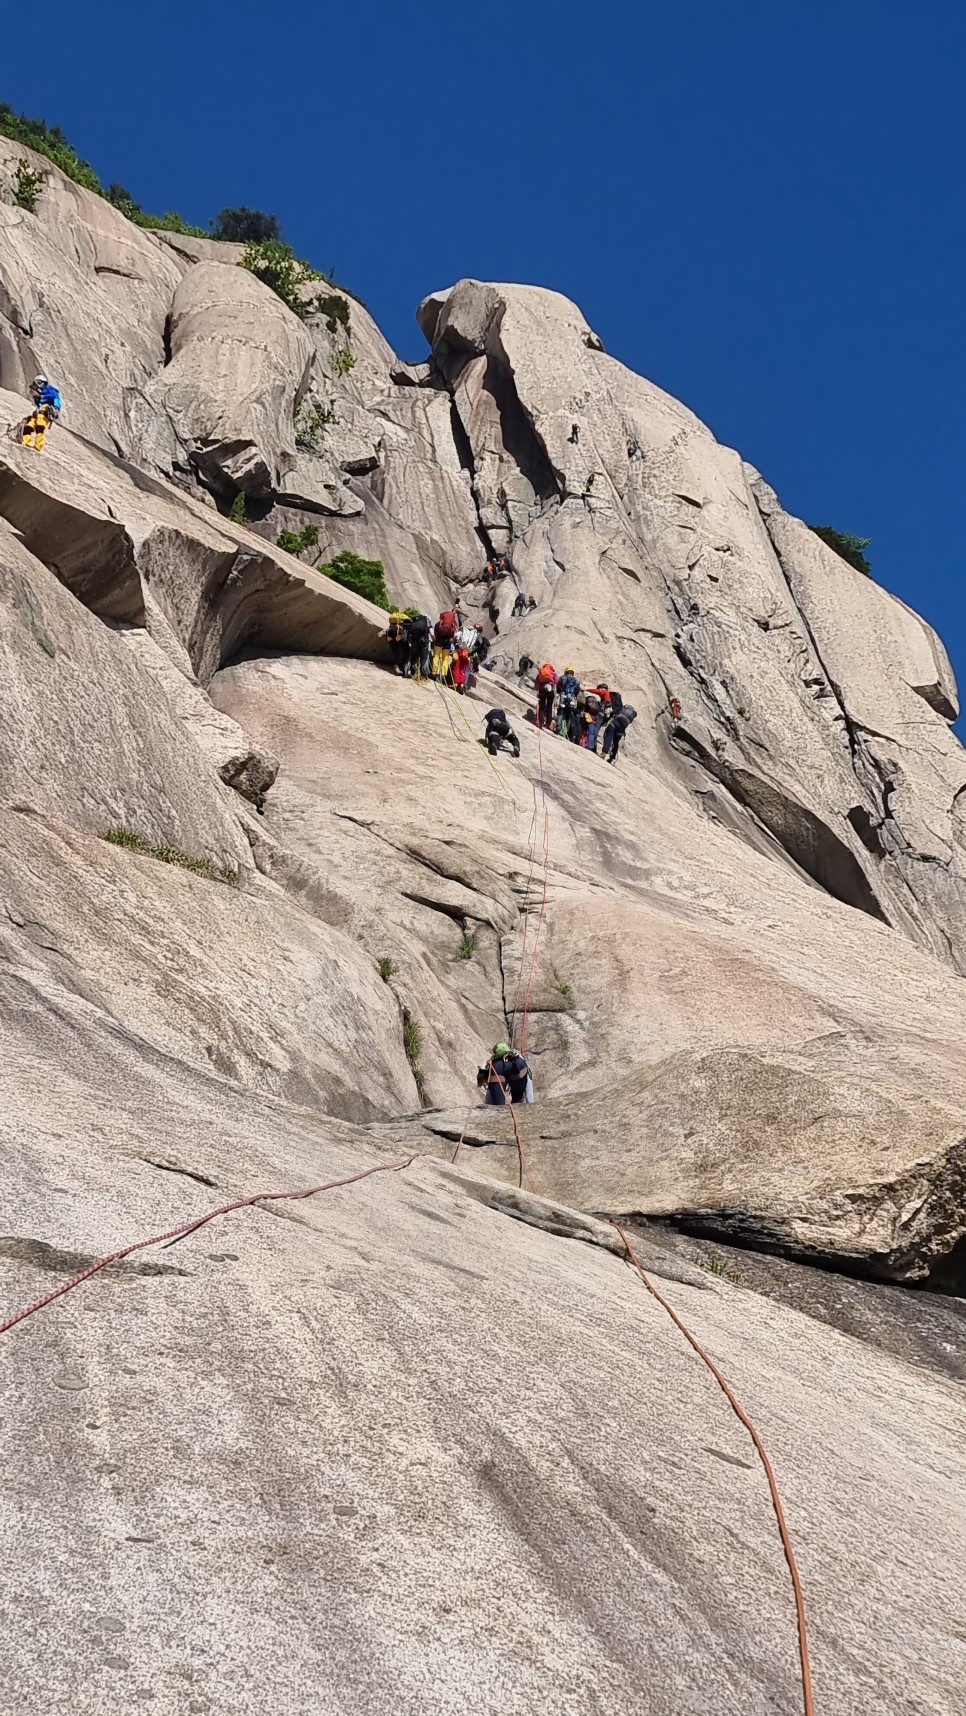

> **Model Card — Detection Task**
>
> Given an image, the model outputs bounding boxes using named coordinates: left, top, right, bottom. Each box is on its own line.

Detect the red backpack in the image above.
left=437, top=610, right=457, bottom=640
left=535, top=662, right=556, bottom=687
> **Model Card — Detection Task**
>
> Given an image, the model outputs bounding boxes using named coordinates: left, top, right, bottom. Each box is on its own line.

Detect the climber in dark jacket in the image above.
left=477, top=1042, right=532, bottom=1104
left=407, top=613, right=431, bottom=677
left=601, top=705, right=637, bottom=763
left=483, top=708, right=520, bottom=758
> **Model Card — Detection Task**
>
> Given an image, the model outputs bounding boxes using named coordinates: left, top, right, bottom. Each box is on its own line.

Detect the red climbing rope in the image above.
left=508, top=784, right=540, bottom=1048
left=451, top=1063, right=535, bottom=1192
left=0, top=1156, right=417, bottom=1339
left=610, top=1220, right=816, bottom=1716
left=0, top=674, right=814, bottom=1716
left=517, top=720, right=552, bottom=1055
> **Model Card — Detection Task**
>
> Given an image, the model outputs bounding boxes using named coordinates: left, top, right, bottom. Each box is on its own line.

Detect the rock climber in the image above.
left=568, top=422, right=580, bottom=445
left=512, top=591, right=528, bottom=617
left=483, top=709, right=520, bottom=758
left=385, top=610, right=411, bottom=675
left=601, top=705, right=638, bottom=764
left=579, top=686, right=603, bottom=749
left=669, top=696, right=683, bottom=722
left=407, top=612, right=431, bottom=678
left=517, top=654, right=535, bottom=680
left=451, top=643, right=471, bottom=693
left=20, top=374, right=62, bottom=451
left=555, top=666, right=581, bottom=740
left=471, top=632, right=490, bottom=669
left=431, top=609, right=458, bottom=681
left=477, top=1042, right=532, bottom=1105
left=535, top=662, right=557, bottom=730
left=481, top=560, right=496, bottom=585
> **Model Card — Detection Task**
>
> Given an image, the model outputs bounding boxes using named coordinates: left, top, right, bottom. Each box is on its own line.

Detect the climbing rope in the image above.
left=516, top=720, right=551, bottom=1056
left=450, top=1062, right=535, bottom=1191
left=508, top=785, right=541, bottom=1049
left=0, top=1148, right=812, bottom=1713
left=610, top=1220, right=815, bottom=1716
left=441, top=677, right=520, bottom=806
left=0, top=1157, right=416, bottom=1339
left=483, top=721, right=814, bottom=1714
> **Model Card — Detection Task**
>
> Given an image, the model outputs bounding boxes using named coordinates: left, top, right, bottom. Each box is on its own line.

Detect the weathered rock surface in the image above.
left=420, top=279, right=966, bottom=970
left=1, top=961, right=965, bottom=1716
left=213, top=655, right=966, bottom=1280
left=3, top=184, right=966, bottom=1713
left=143, top=260, right=314, bottom=497
left=0, top=388, right=392, bottom=679
left=0, top=140, right=182, bottom=456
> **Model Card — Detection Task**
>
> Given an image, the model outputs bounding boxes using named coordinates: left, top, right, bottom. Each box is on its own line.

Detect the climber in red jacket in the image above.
left=535, top=663, right=557, bottom=730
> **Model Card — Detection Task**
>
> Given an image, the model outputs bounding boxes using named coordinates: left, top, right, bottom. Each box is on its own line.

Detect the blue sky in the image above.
left=8, top=1, right=965, bottom=704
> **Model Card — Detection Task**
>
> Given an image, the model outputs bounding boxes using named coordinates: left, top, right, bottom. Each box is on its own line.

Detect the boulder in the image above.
left=0, top=518, right=247, bottom=866
left=0, top=389, right=392, bottom=682
left=144, top=261, right=313, bottom=496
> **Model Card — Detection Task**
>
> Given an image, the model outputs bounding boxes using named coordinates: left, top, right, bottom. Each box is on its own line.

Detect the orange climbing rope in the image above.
left=0, top=1147, right=813, bottom=1714
left=610, top=1220, right=816, bottom=1716
left=508, top=784, right=540, bottom=1047
left=515, top=719, right=552, bottom=1054
left=0, top=678, right=814, bottom=1716
left=466, top=710, right=814, bottom=1716
left=0, top=1157, right=416, bottom=1339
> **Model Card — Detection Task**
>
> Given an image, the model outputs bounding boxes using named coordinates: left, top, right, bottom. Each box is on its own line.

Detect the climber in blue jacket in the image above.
left=21, top=375, right=62, bottom=450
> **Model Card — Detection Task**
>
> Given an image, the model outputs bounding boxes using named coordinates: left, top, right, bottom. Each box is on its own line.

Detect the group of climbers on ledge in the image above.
left=532, top=662, right=637, bottom=762
left=384, top=602, right=638, bottom=767
left=386, top=607, right=491, bottom=688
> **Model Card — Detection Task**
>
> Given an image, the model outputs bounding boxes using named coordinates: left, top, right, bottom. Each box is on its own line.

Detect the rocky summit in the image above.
left=1, top=138, right=964, bottom=1716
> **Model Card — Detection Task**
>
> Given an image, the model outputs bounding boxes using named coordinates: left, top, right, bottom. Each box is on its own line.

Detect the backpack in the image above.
left=536, top=663, right=556, bottom=687
left=501, top=1051, right=530, bottom=1100
left=437, top=610, right=457, bottom=640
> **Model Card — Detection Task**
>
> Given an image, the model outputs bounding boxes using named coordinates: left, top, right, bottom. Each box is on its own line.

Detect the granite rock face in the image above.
left=2, top=175, right=966, bottom=1713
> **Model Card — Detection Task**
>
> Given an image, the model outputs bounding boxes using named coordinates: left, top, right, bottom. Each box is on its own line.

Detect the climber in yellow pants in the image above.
left=20, top=375, right=62, bottom=450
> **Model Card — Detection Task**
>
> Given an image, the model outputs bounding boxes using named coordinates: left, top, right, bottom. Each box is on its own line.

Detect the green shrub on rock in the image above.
left=809, top=526, right=872, bottom=577
left=13, top=158, right=45, bottom=212
left=320, top=551, right=390, bottom=610
left=240, top=240, right=321, bottom=316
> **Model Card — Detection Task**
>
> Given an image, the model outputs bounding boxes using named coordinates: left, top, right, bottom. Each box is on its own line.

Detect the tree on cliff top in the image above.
left=211, top=207, right=282, bottom=244
left=809, top=526, right=872, bottom=577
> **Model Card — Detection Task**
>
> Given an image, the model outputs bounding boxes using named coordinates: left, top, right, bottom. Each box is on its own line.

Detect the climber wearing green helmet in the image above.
left=477, top=1042, right=533, bottom=1105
